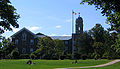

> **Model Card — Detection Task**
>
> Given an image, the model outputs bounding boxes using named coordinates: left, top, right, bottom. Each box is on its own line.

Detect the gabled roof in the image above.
left=50, top=36, right=72, bottom=40
left=36, top=33, right=46, bottom=38
left=11, top=27, right=37, bottom=38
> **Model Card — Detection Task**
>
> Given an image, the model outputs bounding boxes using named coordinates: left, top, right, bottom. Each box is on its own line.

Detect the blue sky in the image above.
left=2, top=0, right=110, bottom=37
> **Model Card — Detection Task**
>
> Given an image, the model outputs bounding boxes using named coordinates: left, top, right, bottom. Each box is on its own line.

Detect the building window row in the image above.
left=15, top=39, right=34, bottom=45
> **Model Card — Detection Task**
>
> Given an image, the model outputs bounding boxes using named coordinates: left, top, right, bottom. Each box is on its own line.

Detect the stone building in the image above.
left=11, top=14, right=83, bottom=57
left=11, top=28, right=72, bottom=54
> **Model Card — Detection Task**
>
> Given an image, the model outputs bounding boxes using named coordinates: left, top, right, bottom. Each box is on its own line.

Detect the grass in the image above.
left=0, top=59, right=112, bottom=69
left=75, top=62, right=120, bottom=69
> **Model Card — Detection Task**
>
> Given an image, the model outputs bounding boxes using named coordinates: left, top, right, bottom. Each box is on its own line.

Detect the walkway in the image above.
left=55, top=59, right=120, bottom=69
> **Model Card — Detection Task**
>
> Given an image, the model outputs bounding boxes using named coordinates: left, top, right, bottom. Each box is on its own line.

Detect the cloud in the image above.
left=12, top=28, right=20, bottom=33
left=29, top=27, right=42, bottom=31
left=49, top=34, right=56, bottom=36
left=62, top=34, right=71, bottom=36
left=65, top=19, right=72, bottom=23
left=56, top=25, right=61, bottom=28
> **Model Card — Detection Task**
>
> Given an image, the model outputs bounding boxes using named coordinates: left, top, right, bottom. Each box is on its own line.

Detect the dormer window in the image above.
left=22, top=33, right=27, bottom=40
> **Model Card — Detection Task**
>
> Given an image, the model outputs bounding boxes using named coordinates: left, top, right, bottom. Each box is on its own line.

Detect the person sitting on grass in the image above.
left=26, top=60, right=35, bottom=65
left=72, top=60, right=78, bottom=64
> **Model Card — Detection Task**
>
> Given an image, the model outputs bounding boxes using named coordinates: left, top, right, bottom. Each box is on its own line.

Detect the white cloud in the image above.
left=65, top=19, right=72, bottom=23
left=56, top=25, right=61, bottom=28
left=62, top=34, right=71, bottom=36
left=29, top=27, right=42, bottom=31
left=49, top=34, right=56, bottom=36
left=12, top=28, right=20, bottom=33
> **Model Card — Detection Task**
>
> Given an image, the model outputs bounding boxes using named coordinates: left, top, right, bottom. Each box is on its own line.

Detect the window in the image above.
left=30, top=48, right=33, bottom=53
left=65, top=41, right=68, bottom=45
left=78, top=27, right=80, bottom=31
left=15, top=39, right=18, bottom=45
left=22, top=48, right=26, bottom=54
left=30, top=39, right=34, bottom=45
left=22, top=33, right=27, bottom=40
left=65, top=47, right=68, bottom=51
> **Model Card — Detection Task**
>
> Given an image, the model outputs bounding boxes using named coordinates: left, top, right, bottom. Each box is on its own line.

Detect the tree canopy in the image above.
left=81, top=0, right=120, bottom=33
left=0, top=0, right=19, bottom=34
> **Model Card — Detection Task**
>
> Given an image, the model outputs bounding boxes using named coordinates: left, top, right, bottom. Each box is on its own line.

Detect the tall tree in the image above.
left=80, top=0, right=120, bottom=58
left=76, top=31, right=93, bottom=56
left=89, top=24, right=105, bottom=42
left=80, top=0, right=120, bottom=33
left=0, top=0, right=20, bottom=34
left=36, top=37, right=55, bottom=59
left=89, top=24, right=108, bottom=59
left=54, top=39, right=65, bottom=59
left=0, top=37, right=16, bottom=59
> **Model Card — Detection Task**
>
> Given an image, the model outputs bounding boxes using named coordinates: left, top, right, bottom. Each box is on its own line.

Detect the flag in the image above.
left=72, top=11, right=77, bottom=15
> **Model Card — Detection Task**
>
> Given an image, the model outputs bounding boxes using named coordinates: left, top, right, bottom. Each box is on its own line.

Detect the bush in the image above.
left=20, top=54, right=29, bottom=59
left=11, top=50, right=19, bottom=59
left=60, top=56, right=65, bottom=60
left=81, top=54, right=87, bottom=60
left=74, top=53, right=81, bottom=59
left=30, top=53, right=36, bottom=59
left=65, top=54, right=72, bottom=59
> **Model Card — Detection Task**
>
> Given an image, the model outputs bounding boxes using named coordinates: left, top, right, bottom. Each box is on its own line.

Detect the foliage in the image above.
left=80, top=0, right=120, bottom=59
left=19, top=54, right=29, bottom=59
left=89, top=24, right=105, bottom=42
left=80, top=0, right=120, bottom=33
left=36, top=37, right=55, bottom=59
left=81, top=54, right=87, bottom=60
left=0, top=37, right=16, bottom=59
left=0, top=0, right=20, bottom=34
left=30, top=48, right=42, bottom=59
left=76, top=31, right=93, bottom=56
left=30, top=53, right=37, bottom=59
left=10, top=49, right=19, bottom=59
left=92, top=42, right=104, bottom=59
left=53, top=39, right=65, bottom=59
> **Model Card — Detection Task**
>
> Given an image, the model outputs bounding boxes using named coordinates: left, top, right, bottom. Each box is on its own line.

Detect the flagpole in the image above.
left=72, top=10, right=74, bottom=59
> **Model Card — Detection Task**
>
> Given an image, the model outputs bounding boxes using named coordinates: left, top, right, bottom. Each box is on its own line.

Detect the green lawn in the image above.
left=75, top=62, right=120, bottom=69
left=0, top=59, right=112, bottom=69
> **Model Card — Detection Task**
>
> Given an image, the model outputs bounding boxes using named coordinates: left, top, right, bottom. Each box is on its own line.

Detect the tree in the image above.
left=10, top=49, right=19, bottom=59
left=89, top=24, right=110, bottom=59
left=92, top=42, right=104, bottom=59
left=0, top=37, right=16, bottom=59
left=0, top=0, right=20, bottom=34
left=53, top=39, right=65, bottom=59
left=89, top=24, right=105, bottom=42
left=80, top=0, right=120, bottom=59
left=36, top=37, right=55, bottom=59
left=76, top=31, right=93, bottom=58
left=80, top=0, right=120, bottom=33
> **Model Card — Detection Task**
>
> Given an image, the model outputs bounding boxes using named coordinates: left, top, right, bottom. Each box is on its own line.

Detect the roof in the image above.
left=36, top=32, right=46, bottom=38
left=50, top=36, right=72, bottom=40
left=37, top=35, right=46, bottom=38
left=11, top=27, right=37, bottom=38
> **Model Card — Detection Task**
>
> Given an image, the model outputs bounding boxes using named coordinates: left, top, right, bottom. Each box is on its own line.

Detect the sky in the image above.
left=2, top=0, right=110, bottom=38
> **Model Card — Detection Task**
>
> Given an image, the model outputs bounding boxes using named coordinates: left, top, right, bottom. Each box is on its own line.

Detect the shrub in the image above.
left=30, top=53, right=36, bottom=59
left=60, top=55, right=65, bottom=60
left=20, top=54, right=29, bottom=59
left=81, top=54, right=87, bottom=60
left=11, top=50, right=19, bottom=59
left=65, top=54, right=72, bottom=59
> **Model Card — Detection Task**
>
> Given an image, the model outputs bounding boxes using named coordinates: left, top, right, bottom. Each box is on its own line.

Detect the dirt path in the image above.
left=55, top=59, right=120, bottom=69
